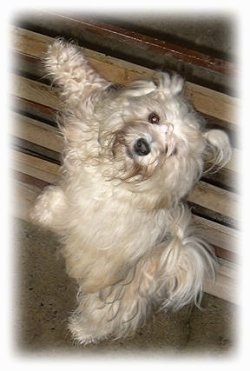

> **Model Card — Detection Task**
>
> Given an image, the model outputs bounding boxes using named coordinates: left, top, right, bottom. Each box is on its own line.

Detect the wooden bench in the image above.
left=10, top=12, right=239, bottom=303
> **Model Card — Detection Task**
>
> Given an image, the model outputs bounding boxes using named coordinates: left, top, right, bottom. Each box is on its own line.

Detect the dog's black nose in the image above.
left=134, top=138, right=151, bottom=156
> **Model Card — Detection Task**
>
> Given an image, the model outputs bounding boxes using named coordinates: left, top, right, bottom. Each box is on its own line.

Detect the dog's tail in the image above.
left=157, top=205, right=217, bottom=310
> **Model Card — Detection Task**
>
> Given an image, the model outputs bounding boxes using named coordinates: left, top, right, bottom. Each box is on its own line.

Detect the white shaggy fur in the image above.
left=31, top=40, right=232, bottom=345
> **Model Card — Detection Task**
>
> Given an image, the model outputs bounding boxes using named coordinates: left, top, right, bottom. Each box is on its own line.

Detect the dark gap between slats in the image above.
left=11, top=97, right=58, bottom=128
left=188, top=201, right=237, bottom=230
left=12, top=137, right=61, bottom=165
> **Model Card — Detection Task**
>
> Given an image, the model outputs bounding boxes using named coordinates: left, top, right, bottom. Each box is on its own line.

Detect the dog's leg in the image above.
left=45, top=40, right=109, bottom=107
left=68, top=262, right=155, bottom=345
left=68, top=205, right=216, bottom=345
left=30, top=186, right=67, bottom=232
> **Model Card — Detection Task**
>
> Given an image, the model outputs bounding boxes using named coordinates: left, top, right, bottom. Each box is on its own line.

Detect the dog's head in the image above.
left=50, top=42, right=231, bottom=205
left=89, top=72, right=231, bottom=202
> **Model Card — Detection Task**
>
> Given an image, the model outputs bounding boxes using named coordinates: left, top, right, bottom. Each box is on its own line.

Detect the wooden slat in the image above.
left=193, top=215, right=239, bottom=255
left=184, top=83, right=237, bottom=124
left=188, top=181, right=238, bottom=220
left=11, top=150, right=59, bottom=184
left=76, top=17, right=235, bottom=75
left=12, top=11, right=237, bottom=96
left=13, top=180, right=41, bottom=221
left=17, top=13, right=235, bottom=76
left=204, top=259, right=238, bottom=303
left=13, top=170, right=50, bottom=189
left=11, top=74, right=59, bottom=110
left=12, top=96, right=57, bottom=125
left=11, top=112, right=63, bottom=153
left=11, top=26, right=238, bottom=125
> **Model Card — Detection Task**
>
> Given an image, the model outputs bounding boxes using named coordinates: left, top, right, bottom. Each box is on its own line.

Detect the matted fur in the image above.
left=31, top=40, right=232, bottom=345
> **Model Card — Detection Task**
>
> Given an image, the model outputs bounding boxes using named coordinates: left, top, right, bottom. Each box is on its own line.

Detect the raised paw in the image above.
left=30, top=186, right=66, bottom=230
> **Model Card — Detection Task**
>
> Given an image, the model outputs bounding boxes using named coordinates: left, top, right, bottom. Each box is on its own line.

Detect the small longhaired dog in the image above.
left=31, top=40, right=232, bottom=344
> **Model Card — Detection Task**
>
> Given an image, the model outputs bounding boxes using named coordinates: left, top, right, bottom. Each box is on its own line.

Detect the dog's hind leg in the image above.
left=67, top=205, right=216, bottom=345
left=68, top=256, right=160, bottom=345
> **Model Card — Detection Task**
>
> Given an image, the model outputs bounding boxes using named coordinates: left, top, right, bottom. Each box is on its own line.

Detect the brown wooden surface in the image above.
left=11, top=26, right=238, bottom=125
left=49, top=14, right=235, bottom=76
left=10, top=21, right=239, bottom=303
left=13, top=11, right=236, bottom=79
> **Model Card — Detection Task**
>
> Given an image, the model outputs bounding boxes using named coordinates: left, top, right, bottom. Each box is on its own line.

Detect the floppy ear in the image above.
left=154, top=71, right=184, bottom=96
left=203, top=129, right=232, bottom=170
left=122, top=72, right=184, bottom=98
left=45, top=39, right=110, bottom=108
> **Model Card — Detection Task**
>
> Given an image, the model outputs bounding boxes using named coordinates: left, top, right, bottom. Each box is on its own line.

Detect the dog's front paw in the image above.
left=45, top=39, right=82, bottom=77
left=30, top=186, right=66, bottom=230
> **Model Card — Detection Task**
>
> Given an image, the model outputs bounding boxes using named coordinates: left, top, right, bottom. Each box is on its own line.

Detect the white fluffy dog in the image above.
left=31, top=40, right=232, bottom=344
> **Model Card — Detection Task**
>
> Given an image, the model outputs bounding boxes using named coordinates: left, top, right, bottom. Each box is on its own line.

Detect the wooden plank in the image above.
left=11, top=26, right=238, bottom=125
left=13, top=170, right=50, bottom=189
left=12, top=12, right=236, bottom=94
left=15, top=13, right=235, bottom=76
left=184, top=82, right=237, bottom=124
left=75, top=16, right=235, bottom=76
left=193, top=215, right=239, bottom=255
left=11, top=74, right=60, bottom=110
left=202, top=168, right=237, bottom=192
left=188, top=181, right=238, bottom=220
left=13, top=180, right=41, bottom=221
left=10, top=112, right=63, bottom=153
left=12, top=96, right=57, bottom=125
left=204, top=259, right=238, bottom=303
left=11, top=150, right=59, bottom=184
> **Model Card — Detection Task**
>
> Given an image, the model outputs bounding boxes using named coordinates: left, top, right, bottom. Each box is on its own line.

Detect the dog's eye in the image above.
left=148, top=112, right=160, bottom=124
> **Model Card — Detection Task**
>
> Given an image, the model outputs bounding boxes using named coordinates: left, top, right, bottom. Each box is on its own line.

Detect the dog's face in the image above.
left=89, top=73, right=230, bottom=203
left=108, top=75, right=203, bottom=181
left=61, top=70, right=231, bottom=206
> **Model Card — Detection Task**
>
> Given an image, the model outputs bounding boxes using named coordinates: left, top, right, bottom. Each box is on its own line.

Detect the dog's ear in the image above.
left=122, top=79, right=158, bottom=97
left=121, top=72, right=184, bottom=98
left=153, top=72, right=184, bottom=96
left=45, top=39, right=110, bottom=108
left=203, top=129, right=232, bottom=170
